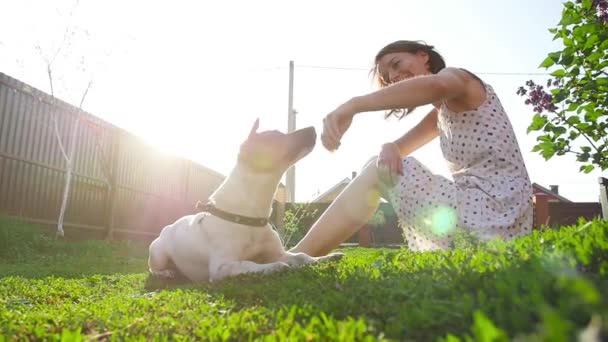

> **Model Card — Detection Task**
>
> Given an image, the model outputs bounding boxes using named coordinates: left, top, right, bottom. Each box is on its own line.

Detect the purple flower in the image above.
left=594, top=0, right=608, bottom=23
left=519, top=79, right=559, bottom=114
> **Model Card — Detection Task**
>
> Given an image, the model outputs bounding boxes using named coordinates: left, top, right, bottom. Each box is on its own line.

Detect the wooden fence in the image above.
left=0, top=72, right=225, bottom=240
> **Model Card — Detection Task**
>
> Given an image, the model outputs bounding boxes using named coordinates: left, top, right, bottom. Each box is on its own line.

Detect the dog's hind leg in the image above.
left=148, top=238, right=176, bottom=278
left=209, top=259, right=290, bottom=282
left=279, top=252, right=344, bottom=267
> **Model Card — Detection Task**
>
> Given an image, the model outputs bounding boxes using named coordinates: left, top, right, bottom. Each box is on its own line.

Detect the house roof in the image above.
left=532, top=183, right=572, bottom=203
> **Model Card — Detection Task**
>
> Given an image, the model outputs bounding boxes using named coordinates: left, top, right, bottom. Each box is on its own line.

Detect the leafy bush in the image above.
left=279, top=203, right=319, bottom=248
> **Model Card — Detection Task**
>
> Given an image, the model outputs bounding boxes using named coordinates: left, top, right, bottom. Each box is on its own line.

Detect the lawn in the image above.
left=1, top=216, right=607, bottom=341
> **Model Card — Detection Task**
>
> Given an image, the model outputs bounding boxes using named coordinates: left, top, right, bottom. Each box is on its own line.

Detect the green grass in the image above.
left=1, top=216, right=607, bottom=341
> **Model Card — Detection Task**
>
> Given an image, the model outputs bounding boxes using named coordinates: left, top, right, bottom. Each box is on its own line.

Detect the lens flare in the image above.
left=429, top=206, right=457, bottom=237
left=252, top=151, right=273, bottom=169
left=366, top=190, right=381, bottom=207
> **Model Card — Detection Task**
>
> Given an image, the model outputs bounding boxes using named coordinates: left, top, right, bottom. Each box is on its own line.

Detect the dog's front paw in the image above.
left=319, top=252, right=345, bottom=263
left=263, top=262, right=290, bottom=274
left=151, top=269, right=177, bottom=279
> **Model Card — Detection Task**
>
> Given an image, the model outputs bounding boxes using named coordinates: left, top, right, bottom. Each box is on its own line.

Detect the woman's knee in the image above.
left=359, top=156, right=380, bottom=181
left=363, top=155, right=378, bottom=169
left=356, top=155, right=415, bottom=190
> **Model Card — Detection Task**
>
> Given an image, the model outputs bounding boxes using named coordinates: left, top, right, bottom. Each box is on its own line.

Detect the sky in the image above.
left=1, top=0, right=606, bottom=203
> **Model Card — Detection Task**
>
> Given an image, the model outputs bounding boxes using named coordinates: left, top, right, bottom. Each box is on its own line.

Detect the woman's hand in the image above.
left=377, top=142, right=403, bottom=188
left=321, top=100, right=357, bottom=151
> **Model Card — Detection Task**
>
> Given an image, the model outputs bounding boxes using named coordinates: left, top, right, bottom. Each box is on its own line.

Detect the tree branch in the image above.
left=78, top=79, right=93, bottom=109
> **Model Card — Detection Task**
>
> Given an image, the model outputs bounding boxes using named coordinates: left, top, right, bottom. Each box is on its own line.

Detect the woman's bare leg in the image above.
left=289, top=157, right=385, bottom=257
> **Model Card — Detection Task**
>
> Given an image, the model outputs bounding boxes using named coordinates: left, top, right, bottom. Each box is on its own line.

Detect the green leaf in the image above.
left=566, top=115, right=581, bottom=124
left=442, top=334, right=463, bottom=342
left=578, top=152, right=591, bottom=162
left=539, top=142, right=557, bottom=159
left=573, top=23, right=595, bottom=39
left=551, top=69, right=567, bottom=77
left=589, top=51, right=603, bottom=63
left=582, top=0, right=592, bottom=10
left=549, top=51, right=562, bottom=60
left=472, top=311, right=509, bottom=342
left=568, top=130, right=580, bottom=140
left=585, top=110, right=602, bottom=122
left=580, top=164, right=595, bottom=173
left=553, top=126, right=568, bottom=136
left=559, top=9, right=581, bottom=25
left=560, top=53, right=574, bottom=66
left=582, top=80, right=598, bottom=91
left=528, top=114, right=548, bottom=133
left=555, top=89, right=568, bottom=102
left=566, top=103, right=580, bottom=112
left=576, top=123, right=591, bottom=130
left=539, top=56, right=556, bottom=68
left=584, top=35, right=600, bottom=50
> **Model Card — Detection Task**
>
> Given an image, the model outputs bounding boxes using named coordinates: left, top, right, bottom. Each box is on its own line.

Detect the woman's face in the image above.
left=377, top=51, right=431, bottom=86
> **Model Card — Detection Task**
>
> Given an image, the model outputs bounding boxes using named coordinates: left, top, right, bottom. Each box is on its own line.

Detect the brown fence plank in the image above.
left=547, top=202, right=602, bottom=227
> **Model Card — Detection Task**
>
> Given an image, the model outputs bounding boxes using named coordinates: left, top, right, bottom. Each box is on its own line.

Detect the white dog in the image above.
left=148, top=120, right=343, bottom=283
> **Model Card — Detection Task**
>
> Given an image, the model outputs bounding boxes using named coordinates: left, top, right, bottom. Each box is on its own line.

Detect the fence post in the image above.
left=533, top=193, right=550, bottom=228
left=599, top=177, right=608, bottom=220
left=358, top=225, right=371, bottom=247
left=105, top=129, right=121, bottom=240
left=275, top=201, right=285, bottom=236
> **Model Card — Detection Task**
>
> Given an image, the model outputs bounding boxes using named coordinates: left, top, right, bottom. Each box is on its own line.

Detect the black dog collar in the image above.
left=196, top=201, right=269, bottom=227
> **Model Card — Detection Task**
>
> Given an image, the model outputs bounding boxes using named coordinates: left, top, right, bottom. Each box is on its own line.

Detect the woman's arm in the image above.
left=391, top=108, right=439, bottom=157
left=350, top=67, right=468, bottom=114
left=321, top=68, right=472, bottom=151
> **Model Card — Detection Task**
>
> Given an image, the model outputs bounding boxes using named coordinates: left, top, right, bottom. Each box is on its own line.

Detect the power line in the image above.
left=473, top=71, right=551, bottom=76
left=296, top=65, right=371, bottom=71
left=244, top=63, right=551, bottom=76
left=244, top=66, right=287, bottom=72
left=295, top=64, right=551, bottom=76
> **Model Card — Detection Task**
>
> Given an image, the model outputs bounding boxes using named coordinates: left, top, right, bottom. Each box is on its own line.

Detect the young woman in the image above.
left=290, top=40, right=533, bottom=255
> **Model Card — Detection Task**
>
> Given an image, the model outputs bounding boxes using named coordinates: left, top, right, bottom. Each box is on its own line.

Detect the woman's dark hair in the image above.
left=370, top=40, right=446, bottom=119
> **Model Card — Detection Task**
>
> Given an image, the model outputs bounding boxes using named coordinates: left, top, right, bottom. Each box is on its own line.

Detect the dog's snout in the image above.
left=303, top=126, right=316, bottom=141
left=291, top=126, right=316, bottom=145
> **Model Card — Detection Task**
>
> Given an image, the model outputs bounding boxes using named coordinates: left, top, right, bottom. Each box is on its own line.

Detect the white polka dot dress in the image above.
left=387, top=81, right=533, bottom=251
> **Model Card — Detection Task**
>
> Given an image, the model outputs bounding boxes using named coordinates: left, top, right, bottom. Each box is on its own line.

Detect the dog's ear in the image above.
left=248, top=118, right=259, bottom=139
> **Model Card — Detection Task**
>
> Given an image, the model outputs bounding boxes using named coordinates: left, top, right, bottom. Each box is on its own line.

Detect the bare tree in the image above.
left=34, top=0, right=99, bottom=238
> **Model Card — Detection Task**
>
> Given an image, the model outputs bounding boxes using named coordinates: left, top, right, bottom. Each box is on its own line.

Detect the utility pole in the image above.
left=286, top=60, right=296, bottom=202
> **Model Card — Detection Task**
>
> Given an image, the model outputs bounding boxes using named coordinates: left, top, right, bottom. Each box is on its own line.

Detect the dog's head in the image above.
left=238, top=119, right=316, bottom=174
